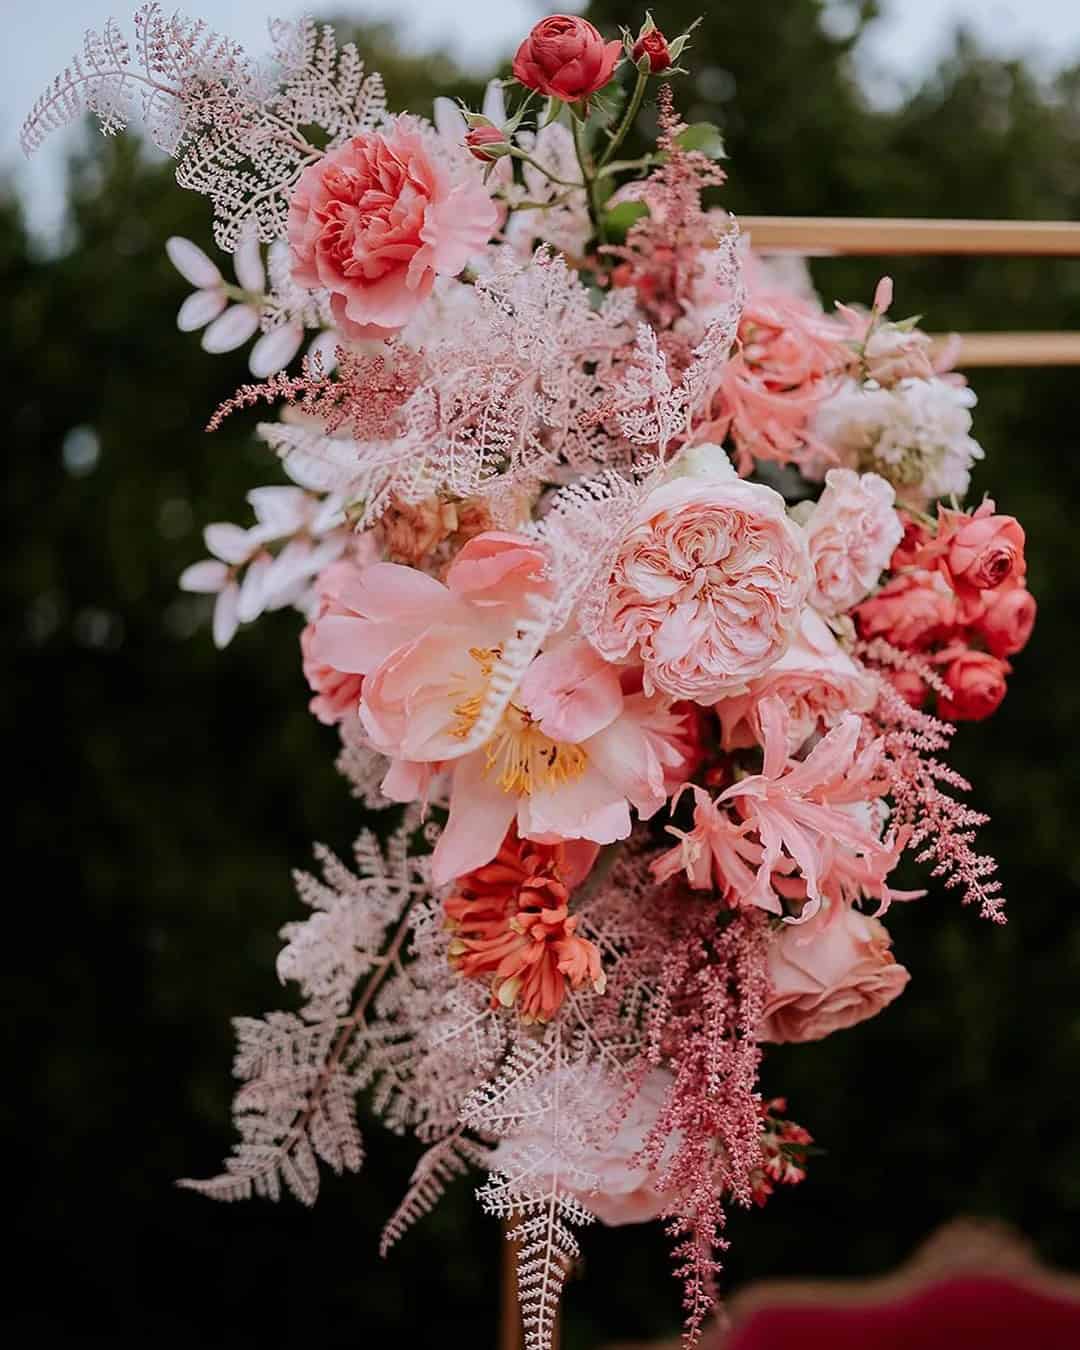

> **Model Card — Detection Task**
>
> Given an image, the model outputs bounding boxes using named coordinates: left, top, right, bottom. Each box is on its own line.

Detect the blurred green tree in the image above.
left=9, top=7, right=1080, bottom=1347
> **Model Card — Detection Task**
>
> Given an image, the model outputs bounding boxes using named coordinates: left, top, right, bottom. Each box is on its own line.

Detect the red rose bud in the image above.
left=938, top=650, right=1010, bottom=722
left=946, top=511, right=1026, bottom=593
left=974, top=582, right=1037, bottom=658
left=512, top=15, right=622, bottom=103
left=632, top=28, right=672, bottom=72
left=465, top=123, right=507, bottom=162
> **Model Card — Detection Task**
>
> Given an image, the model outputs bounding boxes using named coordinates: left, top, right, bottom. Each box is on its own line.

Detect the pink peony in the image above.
left=715, top=609, right=877, bottom=756
left=300, top=549, right=379, bottom=725
left=288, top=120, right=497, bottom=341
left=594, top=473, right=811, bottom=703
left=310, top=532, right=691, bottom=884
left=512, top=15, right=621, bottom=104
left=855, top=569, right=958, bottom=650
left=973, top=581, right=1037, bottom=658
left=804, top=468, right=903, bottom=615
left=759, top=903, right=910, bottom=1043
left=937, top=649, right=1010, bottom=722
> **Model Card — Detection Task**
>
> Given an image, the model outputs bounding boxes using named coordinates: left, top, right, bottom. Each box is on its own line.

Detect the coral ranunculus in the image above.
left=760, top=904, right=911, bottom=1044
left=512, top=15, right=621, bottom=103
left=595, top=472, right=812, bottom=703
left=288, top=120, right=497, bottom=340
left=945, top=509, right=1026, bottom=594
left=855, top=569, right=958, bottom=651
left=974, top=582, right=1037, bottom=658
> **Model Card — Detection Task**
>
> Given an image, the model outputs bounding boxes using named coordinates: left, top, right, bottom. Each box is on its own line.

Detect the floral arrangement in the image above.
left=25, top=8, right=1036, bottom=1345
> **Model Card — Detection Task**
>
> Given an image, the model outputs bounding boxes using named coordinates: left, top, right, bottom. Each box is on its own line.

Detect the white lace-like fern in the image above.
left=380, top=1128, right=493, bottom=1256
left=23, top=7, right=387, bottom=250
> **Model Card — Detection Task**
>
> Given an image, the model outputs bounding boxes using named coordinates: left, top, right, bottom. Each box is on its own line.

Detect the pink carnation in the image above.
left=288, top=120, right=497, bottom=340
left=804, top=468, right=903, bottom=615
left=716, top=609, right=877, bottom=756
left=309, top=532, right=691, bottom=884
left=759, top=903, right=910, bottom=1044
left=594, top=475, right=811, bottom=703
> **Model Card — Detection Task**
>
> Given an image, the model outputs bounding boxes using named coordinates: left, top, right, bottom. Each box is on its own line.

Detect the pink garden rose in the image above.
left=804, top=468, right=902, bottom=615
left=288, top=120, right=497, bottom=340
left=759, top=903, right=910, bottom=1044
left=937, top=649, right=1009, bottom=722
left=715, top=609, right=877, bottom=755
left=594, top=474, right=811, bottom=703
left=944, top=508, right=1026, bottom=595
left=973, top=581, right=1037, bottom=658
left=310, top=532, right=691, bottom=884
left=855, top=569, right=958, bottom=650
left=512, top=15, right=621, bottom=104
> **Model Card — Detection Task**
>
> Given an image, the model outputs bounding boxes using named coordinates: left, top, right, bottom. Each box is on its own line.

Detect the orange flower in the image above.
left=445, top=829, right=603, bottom=1023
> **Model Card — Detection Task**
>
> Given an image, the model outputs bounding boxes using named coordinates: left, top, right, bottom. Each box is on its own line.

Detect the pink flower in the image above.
left=715, top=609, right=877, bottom=756
left=594, top=474, right=811, bottom=703
left=804, top=468, right=902, bottom=614
left=855, top=569, right=959, bottom=650
left=310, top=532, right=691, bottom=884
left=288, top=120, right=497, bottom=341
left=300, top=558, right=374, bottom=725
left=759, top=903, right=910, bottom=1043
left=491, top=1067, right=678, bottom=1226
left=511, top=15, right=621, bottom=104
left=938, top=649, right=1010, bottom=722
left=973, top=581, right=1037, bottom=658
left=944, top=508, right=1026, bottom=595
left=632, top=27, right=673, bottom=73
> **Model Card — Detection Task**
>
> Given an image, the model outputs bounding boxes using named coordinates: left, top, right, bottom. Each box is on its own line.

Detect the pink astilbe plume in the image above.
left=860, top=650, right=1006, bottom=922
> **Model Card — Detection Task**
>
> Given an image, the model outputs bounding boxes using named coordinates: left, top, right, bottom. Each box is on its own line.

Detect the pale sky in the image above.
left=5, top=0, right=1080, bottom=237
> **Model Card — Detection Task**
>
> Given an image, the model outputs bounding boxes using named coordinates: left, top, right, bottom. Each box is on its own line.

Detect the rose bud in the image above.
left=632, top=27, right=672, bottom=72
left=512, top=15, right=622, bottom=104
left=946, top=511, right=1026, bottom=594
left=974, top=582, right=1037, bottom=658
left=938, top=650, right=1010, bottom=722
left=464, top=123, right=508, bottom=162
left=888, top=667, right=929, bottom=710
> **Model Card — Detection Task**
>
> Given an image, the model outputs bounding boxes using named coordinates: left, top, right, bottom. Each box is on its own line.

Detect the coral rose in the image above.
left=974, top=582, right=1036, bottom=658
left=945, top=510, right=1026, bottom=594
left=512, top=15, right=621, bottom=103
left=594, top=469, right=811, bottom=703
left=937, top=649, right=1009, bottom=722
left=288, top=119, right=497, bottom=340
left=760, top=904, right=910, bottom=1044
left=804, top=468, right=903, bottom=614
left=855, top=569, right=958, bottom=650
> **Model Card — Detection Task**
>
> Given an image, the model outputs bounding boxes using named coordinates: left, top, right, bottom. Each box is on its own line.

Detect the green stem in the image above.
left=598, top=68, right=649, bottom=170
left=508, top=147, right=582, bottom=189
left=596, top=154, right=659, bottom=180
left=571, top=114, right=607, bottom=245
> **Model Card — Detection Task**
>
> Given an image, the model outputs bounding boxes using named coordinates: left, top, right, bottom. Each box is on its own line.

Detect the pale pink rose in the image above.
left=760, top=903, right=910, bottom=1043
left=594, top=476, right=811, bottom=704
left=715, top=609, right=877, bottom=755
left=804, top=468, right=903, bottom=615
left=288, top=119, right=497, bottom=340
left=491, top=1067, right=678, bottom=1226
left=310, top=532, right=691, bottom=884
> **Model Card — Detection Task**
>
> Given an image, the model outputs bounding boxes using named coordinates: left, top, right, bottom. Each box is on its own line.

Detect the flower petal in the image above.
left=177, top=289, right=226, bottom=331
left=212, top=581, right=241, bottom=648
left=249, top=321, right=304, bottom=377
left=179, top=559, right=228, bottom=593
left=166, top=236, right=221, bottom=288
left=233, top=228, right=266, bottom=292
left=202, top=304, right=260, bottom=354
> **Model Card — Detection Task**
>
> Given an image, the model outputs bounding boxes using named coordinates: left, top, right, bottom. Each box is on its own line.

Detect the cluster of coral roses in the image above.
left=27, top=7, right=1035, bottom=1343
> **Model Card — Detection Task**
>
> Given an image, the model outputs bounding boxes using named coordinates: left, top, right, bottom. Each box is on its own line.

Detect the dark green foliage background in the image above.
left=8, top=5, right=1080, bottom=1344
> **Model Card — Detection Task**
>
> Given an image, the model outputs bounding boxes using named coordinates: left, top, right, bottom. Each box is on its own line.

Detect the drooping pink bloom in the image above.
left=759, top=902, right=910, bottom=1043
left=310, top=532, right=691, bottom=883
left=652, top=784, right=763, bottom=900
left=804, top=468, right=903, bottom=615
left=715, top=609, right=877, bottom=756
left=717, top=696, right=895, bottom=920
left=594, top=474, right=811, bottom=703
left=288, top=119, right=497, bottom=340
left=445, top=827, right=602, bottom=1023
left=937, top=649, right=1010, bottom=722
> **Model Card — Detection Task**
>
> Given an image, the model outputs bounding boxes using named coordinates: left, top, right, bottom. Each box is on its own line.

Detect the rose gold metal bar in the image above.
left=741, top=216, right=1080, bottom=256
left=931, top=332, right=1080, bottom=366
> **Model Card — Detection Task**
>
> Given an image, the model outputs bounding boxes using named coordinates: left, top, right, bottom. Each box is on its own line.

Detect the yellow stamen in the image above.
left=484, top=704, right=588, bottom=796
left=449, top=646, right=502, bottom=739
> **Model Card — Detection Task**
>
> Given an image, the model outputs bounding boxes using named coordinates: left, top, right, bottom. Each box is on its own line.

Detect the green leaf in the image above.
left=675, top=121, right=726, bottom=159
left=603, top=200, right=649, bottom=237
